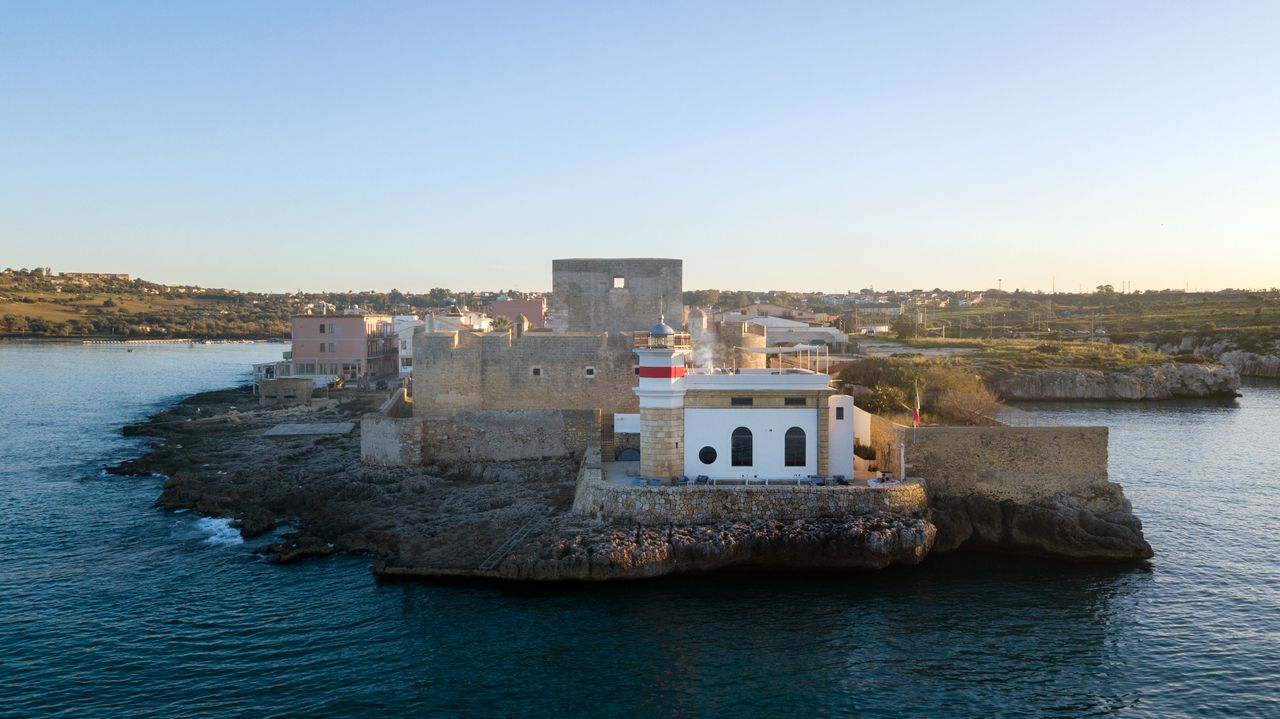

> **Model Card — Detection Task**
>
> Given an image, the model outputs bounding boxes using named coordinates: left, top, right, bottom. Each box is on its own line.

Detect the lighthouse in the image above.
left=634, top=316, right=689, bottom=480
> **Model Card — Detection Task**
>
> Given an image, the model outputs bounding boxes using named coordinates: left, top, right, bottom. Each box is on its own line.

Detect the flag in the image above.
left=913, top=381, right=921, bottom=427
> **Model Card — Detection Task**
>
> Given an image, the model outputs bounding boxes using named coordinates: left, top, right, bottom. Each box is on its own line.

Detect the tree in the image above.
left=890, top=314, right=917, bottom=338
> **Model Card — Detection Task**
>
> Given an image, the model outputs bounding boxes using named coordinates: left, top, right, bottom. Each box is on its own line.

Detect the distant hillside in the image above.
left=0, top=268, right=527, bottom=340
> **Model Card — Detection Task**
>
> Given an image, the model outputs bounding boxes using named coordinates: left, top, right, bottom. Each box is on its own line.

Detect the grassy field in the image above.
left=898, top=337, right=1217, bottom=371
left=905, top=290, right=1280, bottom=354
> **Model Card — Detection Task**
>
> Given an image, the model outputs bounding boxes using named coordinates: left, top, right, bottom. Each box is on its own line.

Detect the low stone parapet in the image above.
left=572, top=471, right=926, bottom=525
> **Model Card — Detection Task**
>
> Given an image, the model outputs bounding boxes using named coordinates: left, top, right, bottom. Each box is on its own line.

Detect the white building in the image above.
left=743, top=316, right=848, bottom=351
left=393, top=314, right=425, bottom=377
left=624, top=320, right=865, bottom=483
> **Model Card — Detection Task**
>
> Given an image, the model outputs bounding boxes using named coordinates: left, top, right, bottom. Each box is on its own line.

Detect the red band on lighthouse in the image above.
left=638, top=366, right=685, bottom=379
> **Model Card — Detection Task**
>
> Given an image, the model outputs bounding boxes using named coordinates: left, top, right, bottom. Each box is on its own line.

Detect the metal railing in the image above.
left=632, top=330, right=692, bottom=349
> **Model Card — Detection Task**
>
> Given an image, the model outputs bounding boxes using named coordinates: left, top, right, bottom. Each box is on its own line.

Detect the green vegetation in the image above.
left=837, top=356, right=1000, bottom=425
left=898, top=338, right=1175, bottom=372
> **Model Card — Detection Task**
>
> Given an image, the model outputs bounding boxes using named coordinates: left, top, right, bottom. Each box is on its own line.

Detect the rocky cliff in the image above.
left=987, top=362, right=1240, bottom=401
left=1141, top=337, right=1280, bottom=379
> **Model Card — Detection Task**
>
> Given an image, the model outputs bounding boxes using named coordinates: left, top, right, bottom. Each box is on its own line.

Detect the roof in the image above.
left=744, top=316, right=810, bottom=329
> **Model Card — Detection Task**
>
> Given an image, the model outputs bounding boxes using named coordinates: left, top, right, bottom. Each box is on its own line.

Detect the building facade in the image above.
left=290, top=312, right=397, bottom=383
left=491, top=296, right=548, bottom=329
left=632, top=324, right=855, bottom=481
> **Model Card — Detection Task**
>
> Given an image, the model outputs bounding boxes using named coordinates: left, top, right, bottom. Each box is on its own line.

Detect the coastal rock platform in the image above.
left=113, top=385, right=1152, bottom=581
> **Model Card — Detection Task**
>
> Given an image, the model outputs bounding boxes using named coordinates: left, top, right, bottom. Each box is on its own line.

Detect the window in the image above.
left=730, top=397, right=753, bottom=406
left=319, top=341, right=335, bottom=353
left=698, top=446, right=717, bottom=465
left=401, top=358, right=413, bottom=367
left=531, top=367, right=542, bottom=376
left=785, top=397, right=806, bottom=406
left=634, top=365, right=641, bottom=375
left=785, top=427, right=806, bottom=467
left=731, top=427, right=752, bottom=466
left=400, top=340, right=408, bottom=350
left=612, top=275, right=626, bottom=289
left=584, top=366, right=595, bottom=378
left=835, top=406, right=845, bottom=420
left=319, top=323, right=325, bottom=334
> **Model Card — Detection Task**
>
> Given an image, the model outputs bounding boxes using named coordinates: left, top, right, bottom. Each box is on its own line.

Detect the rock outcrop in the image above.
left=1141, top=337, right=1280, bottom=379
left=486, top=514, right=936, bottom=581
left=929, top=491, right=1152, bottom=560
left=988, top=362, right=1239, bottom=401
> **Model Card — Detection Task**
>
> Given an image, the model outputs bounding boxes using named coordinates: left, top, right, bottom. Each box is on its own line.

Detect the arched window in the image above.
left=731, top=427, right=753, bottom=466
left=784, top=427, right=806, bottom=467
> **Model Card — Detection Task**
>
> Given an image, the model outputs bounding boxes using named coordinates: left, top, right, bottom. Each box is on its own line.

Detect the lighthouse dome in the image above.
left=649, top=315, right=675, bottom=336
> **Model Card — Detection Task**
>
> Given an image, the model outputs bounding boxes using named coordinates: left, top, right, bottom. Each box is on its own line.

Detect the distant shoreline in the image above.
left=0, top=336, right=290, bottom=344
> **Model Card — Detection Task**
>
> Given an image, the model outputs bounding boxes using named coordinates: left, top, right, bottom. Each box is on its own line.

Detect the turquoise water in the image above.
left=1, top=343, right=1277, bottom=718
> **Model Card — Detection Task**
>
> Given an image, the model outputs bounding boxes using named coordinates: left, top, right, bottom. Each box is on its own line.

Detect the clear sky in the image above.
left=2, top=1, right=1277, bottom=294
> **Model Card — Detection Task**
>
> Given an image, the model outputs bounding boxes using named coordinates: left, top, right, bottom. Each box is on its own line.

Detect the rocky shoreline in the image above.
left=111, top=385, right=1151, bottom=581
left=987, top=362, right=1240, bottom=401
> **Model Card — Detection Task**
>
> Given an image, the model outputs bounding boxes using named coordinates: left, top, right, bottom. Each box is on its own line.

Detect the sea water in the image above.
left=0, top=342, right=1276, bottom=718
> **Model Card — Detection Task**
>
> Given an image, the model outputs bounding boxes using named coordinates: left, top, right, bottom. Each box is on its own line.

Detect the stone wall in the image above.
left=413, top=328, right=639, bottom=420
left=258, top=377, right=314, bottom=407
left=572, top=455, right=927, bottom=524
left=360, top=414, right=425, bottom=467
left=421, top=409, right=601, bottom=465
left=865, top=414, right=1151, bottom=559
left=550, top=258, right=683, bottom=333
left=868, top=414, right=1114, bottom=509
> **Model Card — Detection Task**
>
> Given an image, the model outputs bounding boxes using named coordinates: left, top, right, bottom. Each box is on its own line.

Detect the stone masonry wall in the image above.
left=868, top=414, right=1113, bottom=510
left=550, top=258, right=684, bottom=333
left=360, top=414, right=425, bottom=467
left=413, top=329, right=638, bottom=420
left=572, top=469, right=927, bottom=525
left=639, top=406, right=683, bottom=478
left=421, top=409, right=601, bottom=465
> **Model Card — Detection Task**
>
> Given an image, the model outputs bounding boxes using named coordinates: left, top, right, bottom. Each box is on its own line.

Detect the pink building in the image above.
left=491, top=296, right=547, bottom=329
left=290, top=313, right=397, bottom=382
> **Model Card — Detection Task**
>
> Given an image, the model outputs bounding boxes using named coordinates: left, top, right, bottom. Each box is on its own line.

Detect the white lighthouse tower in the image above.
left=633, top=316, right=689, bottom=480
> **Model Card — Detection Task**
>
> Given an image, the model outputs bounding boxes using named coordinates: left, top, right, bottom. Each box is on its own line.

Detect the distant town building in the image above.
left=491, top=295, right=548, bottom=329
left=393, top=314, right=425, bottom=377
left=742, top=316, right=848, bottom=351
left=850, top=301, right=904, bottom=316
left=290, top=311, right=396, bottom=384
left=59, top=272, right=130, bottom=280
left=712, top=302, right=832, bottom=326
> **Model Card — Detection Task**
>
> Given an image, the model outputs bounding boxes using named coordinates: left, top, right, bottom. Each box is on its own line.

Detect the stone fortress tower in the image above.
left=549, top=258, right=684, bottom=334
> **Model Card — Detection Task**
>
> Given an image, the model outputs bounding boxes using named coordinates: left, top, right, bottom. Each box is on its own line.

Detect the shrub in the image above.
left=860, top=386, right=908, bottom=415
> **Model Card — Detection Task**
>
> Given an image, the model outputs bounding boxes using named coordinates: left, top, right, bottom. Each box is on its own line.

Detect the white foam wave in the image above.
left=194, top=517, right=244, bottom=546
